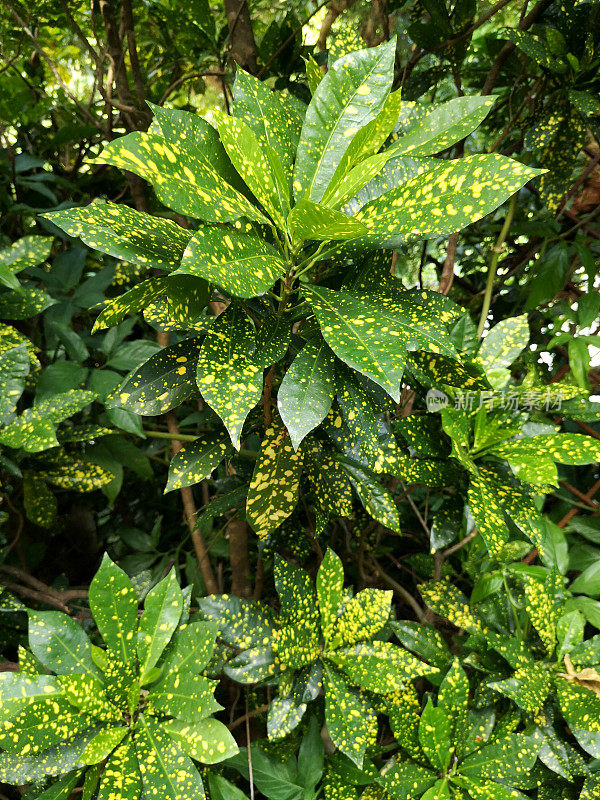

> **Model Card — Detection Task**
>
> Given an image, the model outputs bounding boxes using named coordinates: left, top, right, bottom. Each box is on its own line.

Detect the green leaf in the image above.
left=419, top=581, right=482, bottom=633
left=162, top=621, right=217, bottom=675
left=209, top=774, right=250, bottom=800
left=304, top=286, right=405, bottom=401
left=28, top=611, right=99, bottom=678
left=79, top=727, right=129, bottom=765
left=176, top=225, right=285, bottom=299
left=381, top=761, right=436, bottom=800
left=317, top=549, right=345, bottom=646
left=356, top=155, right=542, bottom=245
left=34, top=771, right=82, bottom=800
left=135, top=715, right=206, bottom=800
left=97, top=736, right=141, bottom=800
left=165, top=431, right=232, bottom=492
left=419, top=699, right=452, bottom=770
left=88, top=554, right=138, bottom=667
left=323, top=664, right=376, bottom=768
left=44, top=201, right=191, bottom=272
left=459, top=735, right=538, bottom=782
left=0, top=235, right=53, bottom=272
left=557, top=679, right=600, bottom=734
left=277, top=336, right=336, bottom=450
left=288, top=200, right=367, bottom=243
left=387, top=96, right=495, bottom=158
left=137, top=569, right=183, bottom=679
left=330, top=586, right=391, bottom=647
left=0, top=695, right=95, bottom=755
left=166, top=718, right=239, bottom=764
left=0, top=342, right=29, bottom=423
left=196, top=306, right=262, bottom=449
left=214, top=111, right=289, bottom=228
left=23, top=473, right=57, bottom=528
left=233, top=68, right=296, bottom=177
left=148, top=671, right=220, bottom=721
left=322, top=90, right=403, bottom=209
left=274, top=555, right=320, bottom=630
left=95, top=132, right=268, bottom=225
left=492, top=433, right=600, bottom=468
left=438, top=659, right=469, bottom=742
left=327, top=640, right=436, bottom=693
left=468, top=471, right=509, bottom=557
left=268, top=694, right=307, bottom=740
left=298, top=714, right=325, bottom=791
left=0, top=285, right=55, bottom=319
left=477, top=315, right=529, bottom=385
left=305, top=286, right=455, bottom=401
left=197, top=595, right=275, bottom=650
left=488, top=665, right=550, bottom=713
left=338, top=457, right=400, bottom=534
left=109, top=337, right=200, bottom=416
left=227, top=745, right=303, bottom=800
left=391, top=621, right=452, bottom=669
left=294, top=39, right=396, bottom=202
left=247, top=422, right=304, bottom=538
left=93, top=277, right=168, bottom=332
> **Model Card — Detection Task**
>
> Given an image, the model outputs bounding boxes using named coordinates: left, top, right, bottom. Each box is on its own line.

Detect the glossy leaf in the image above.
left=177, top=224, right=285, bottom=299
left=277, top=336, right=336, bottom=450
left=95, top=132, right=268, bottom=224
left=88, top=554, right=138, bottom=667
left=165, top=430, right=232, bottom=492
left=108, top=337, right=200, bottom=415
left=196, top=306, right=262, bottom=449
left=44, top=201, right=191, bottom=272
left=137, top=569, right=183, bottom=679
left=288, top=200, right=367, bottom=243
left=246, top=422, right=303, bottom=538
left=356, top=155, right=542, bottom=245
left=294, top=39, right=396, bottom=203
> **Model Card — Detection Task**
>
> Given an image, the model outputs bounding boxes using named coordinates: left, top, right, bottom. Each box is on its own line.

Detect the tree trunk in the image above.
left=223, top=0, right=259, bottom=74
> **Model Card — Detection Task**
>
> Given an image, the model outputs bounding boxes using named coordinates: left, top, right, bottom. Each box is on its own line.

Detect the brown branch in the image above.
left=224, top=0, right=259, bottom=74
left=228, top=519, right=252, bottom=599
left=438, top=232, right=458, bottom=295
left=228, top=702, right=270, bottom=731
left=482, top=0, right=554, bottom=95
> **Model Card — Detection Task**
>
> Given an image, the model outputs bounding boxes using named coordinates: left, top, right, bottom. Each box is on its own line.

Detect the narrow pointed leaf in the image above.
left=43, top=201, right=191, bottom=272
left=288, top=200, right=366, bottom=243
left=28, top=611, right=99, bottom=678
left=294, top=39, right=396, bottom=202
left=137, top=569, right=183, bottom=678
left=95, top=132, right=268, bottom=224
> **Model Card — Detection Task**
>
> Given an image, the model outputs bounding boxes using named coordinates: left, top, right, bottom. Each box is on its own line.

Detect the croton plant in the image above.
left=1, top=35, right=600, bottom=800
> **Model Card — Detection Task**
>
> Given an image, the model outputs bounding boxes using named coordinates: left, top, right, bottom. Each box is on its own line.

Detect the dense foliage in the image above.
left=1, top=2, right=600, bottom=800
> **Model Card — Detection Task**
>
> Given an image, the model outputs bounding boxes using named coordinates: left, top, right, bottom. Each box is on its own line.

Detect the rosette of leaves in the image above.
left=380, top=660, right=539, bottom=800
left=413, top=573, right=600, bottom=768
left=199, top=549, right=436, bottom=766
left=0, top=555, right=237, bottom=798
left=43, top=38, right=542, bottom=541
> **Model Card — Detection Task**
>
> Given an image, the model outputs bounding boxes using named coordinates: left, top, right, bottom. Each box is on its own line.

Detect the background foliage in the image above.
left=1, top=1, right=600, bottom=800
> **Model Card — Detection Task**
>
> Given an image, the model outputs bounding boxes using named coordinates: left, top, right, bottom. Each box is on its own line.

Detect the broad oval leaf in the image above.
left=177, top=225, right=285, bottom=299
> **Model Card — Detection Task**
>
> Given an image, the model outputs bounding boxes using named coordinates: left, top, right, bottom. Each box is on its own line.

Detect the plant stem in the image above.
left=477, top=193, right=518, bottom=338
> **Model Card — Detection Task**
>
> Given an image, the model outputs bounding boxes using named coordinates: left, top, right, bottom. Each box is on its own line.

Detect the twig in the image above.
left=228, top=702, right=270, bottom=730
left=369, top=556, right=427, bottom=622
left=477, top=193, right=517, bottom=337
